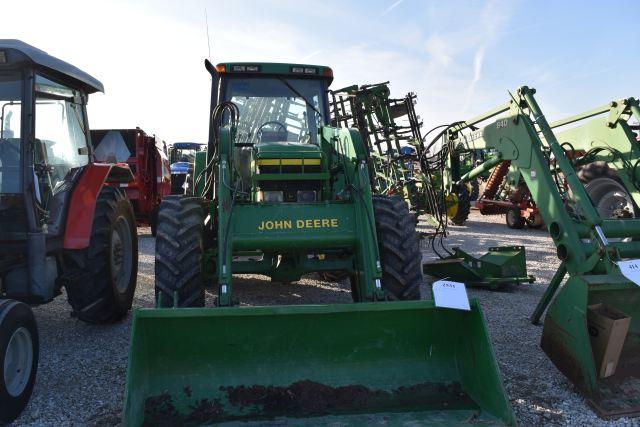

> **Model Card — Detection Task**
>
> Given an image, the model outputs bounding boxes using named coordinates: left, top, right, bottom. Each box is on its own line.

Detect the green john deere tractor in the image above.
left=123, top=62, right=514, bottom=425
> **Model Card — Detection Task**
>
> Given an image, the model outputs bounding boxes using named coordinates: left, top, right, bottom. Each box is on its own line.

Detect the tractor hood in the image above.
left=254, top=141, right=322, bottom=163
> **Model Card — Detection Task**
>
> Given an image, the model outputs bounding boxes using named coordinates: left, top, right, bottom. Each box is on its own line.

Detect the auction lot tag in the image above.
left=432, top=280, right=471, bottom=311
left=617, top=259, right=640, bottom=286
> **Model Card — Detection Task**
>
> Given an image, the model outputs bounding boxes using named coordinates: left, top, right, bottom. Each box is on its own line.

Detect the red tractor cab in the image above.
left=0, top=40, right=138, bottom=422
left=91, top=128, right=171, bottom=235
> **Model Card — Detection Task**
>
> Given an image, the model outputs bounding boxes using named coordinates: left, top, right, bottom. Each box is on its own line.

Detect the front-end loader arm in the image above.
left=445, top=86, right=640, bottom=418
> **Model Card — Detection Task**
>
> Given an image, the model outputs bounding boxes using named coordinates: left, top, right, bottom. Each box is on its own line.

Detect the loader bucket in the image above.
left=541, top=275, right=640, bottom=418
left=123, top=300, right=515, bottom=426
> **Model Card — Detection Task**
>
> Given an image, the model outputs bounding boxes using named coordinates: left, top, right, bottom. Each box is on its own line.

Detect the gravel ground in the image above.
left=10, top=210, right=640, bottom=426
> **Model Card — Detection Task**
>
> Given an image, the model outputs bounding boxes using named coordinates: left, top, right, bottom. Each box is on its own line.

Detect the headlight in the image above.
left=296, top=190, right=316, bottom=202
left=262, top=191, right=283, bottom=202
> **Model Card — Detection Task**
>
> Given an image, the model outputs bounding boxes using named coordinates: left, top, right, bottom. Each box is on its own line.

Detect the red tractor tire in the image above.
left=65, top=187, right=138, bottom=323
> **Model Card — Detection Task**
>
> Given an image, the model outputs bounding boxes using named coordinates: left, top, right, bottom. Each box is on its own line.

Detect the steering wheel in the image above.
left=257, top=121, right=287, bottom=135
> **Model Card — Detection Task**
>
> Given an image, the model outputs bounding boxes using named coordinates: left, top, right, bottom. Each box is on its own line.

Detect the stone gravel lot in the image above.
left=11, top=211, right=640, bottom=426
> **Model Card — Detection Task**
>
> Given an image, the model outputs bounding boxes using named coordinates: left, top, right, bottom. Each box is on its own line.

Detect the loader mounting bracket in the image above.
left=423, top=246, right=535, bottom=289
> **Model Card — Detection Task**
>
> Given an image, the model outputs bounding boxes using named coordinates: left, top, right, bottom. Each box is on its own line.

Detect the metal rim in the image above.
left=4, top=326, right=33, bottom=397
left=506, top=208, right=519, bottom=226
left=585, top=177, right=635, bottom=219
left=111, top=215, right=133, bottom=294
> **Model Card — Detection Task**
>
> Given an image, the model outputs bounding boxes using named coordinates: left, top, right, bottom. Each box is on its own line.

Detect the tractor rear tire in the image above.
left=0, top=300, right=39, bottom=423
left=578, top=162, right=636, bottom=219
left=65, top=187, right=138, bottom=323
left=155, top=196, right=205, bottom=307
left=449, top=183, right=471, bottom=226
left=371, top=195, right=422, bottom=300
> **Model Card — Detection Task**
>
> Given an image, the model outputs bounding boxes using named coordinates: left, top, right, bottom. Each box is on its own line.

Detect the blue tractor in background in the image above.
left=168, top=142, right=204, bottom=194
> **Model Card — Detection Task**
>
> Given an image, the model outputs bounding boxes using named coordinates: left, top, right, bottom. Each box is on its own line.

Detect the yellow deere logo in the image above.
left=258, top=219, right=339, bottom=230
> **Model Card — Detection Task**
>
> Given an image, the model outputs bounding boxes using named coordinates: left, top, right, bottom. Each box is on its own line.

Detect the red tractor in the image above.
left=0, top=40, right=138, bottom=422
left=91, top=128, right=171, bottom=235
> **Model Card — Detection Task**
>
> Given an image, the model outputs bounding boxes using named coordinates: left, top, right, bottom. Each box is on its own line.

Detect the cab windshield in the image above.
left=223, top=77, right=326, bottom=145
left=172, top=147, right=197, bottom=164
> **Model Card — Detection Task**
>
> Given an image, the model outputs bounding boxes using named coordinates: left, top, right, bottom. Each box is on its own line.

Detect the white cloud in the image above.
left=461, top=0, right=515, bottom=112
left=299, top=50, right=322, bottom=62
left=425, top=35, right=452, bottom=67
left=380, top=0, right=404, bottom=17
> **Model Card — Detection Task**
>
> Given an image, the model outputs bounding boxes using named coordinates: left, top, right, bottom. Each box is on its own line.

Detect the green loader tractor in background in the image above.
left=426, top=87, right=640, bottom=418
left=123, top=62, right=515, bottom=425
left=472, top=98, right=640, bottom=230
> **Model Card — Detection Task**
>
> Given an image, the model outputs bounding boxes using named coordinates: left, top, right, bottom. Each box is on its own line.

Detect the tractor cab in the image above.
left=0, top=39, right=102, bottom=240
left=211, top=62, right=334, bottom=202
left=215, top=62, right=332, bottom=145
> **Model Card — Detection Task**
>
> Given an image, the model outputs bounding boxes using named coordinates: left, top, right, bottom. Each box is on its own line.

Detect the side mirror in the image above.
left=204, top=59, right=218, bottom=77
left=33, top=138, right=49, bottom=165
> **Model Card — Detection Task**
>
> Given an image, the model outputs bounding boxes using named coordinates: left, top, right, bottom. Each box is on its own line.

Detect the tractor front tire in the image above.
left=155, top=196, right=205, bottom=307
left=0, top=300, right=39, bottom=423
left=66, top=187, right=138, bottom=323
left=372, top=196, right=422, bottom=300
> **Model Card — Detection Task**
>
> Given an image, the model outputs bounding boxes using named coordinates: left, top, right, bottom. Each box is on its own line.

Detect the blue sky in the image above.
left=3, top=0, right=638, bottom=142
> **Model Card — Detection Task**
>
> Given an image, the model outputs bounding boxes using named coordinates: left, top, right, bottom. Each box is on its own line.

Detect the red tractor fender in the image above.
left=63, top=163, right=134, bottom=249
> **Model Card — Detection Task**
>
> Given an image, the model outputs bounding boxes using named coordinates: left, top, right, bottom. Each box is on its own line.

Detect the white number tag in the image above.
left=618, top=259, right=640, bottom=286
left=432, top=280, right=471, bottom=311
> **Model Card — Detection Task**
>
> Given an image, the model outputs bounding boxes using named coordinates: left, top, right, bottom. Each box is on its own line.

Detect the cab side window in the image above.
left=35, top=75, right=88, bottom=191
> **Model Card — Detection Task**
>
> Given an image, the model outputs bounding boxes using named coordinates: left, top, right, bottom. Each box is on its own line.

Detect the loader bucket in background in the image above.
left=541, top=275, right=640, bottom=419
left=123, top=300, right=515, bottom=426
left=423, top=246, right=535, bottom=289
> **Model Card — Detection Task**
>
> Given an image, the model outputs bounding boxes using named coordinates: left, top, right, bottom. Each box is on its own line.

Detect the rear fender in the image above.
left=63, top=163, right=134, bottom=249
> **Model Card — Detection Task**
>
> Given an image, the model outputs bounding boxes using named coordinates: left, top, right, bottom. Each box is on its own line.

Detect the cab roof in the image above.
left=214, top=62, right=333, bottom=85
left=0, top=39, right=103, bottom=93
left=172, top=142, right=204, bottom=150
